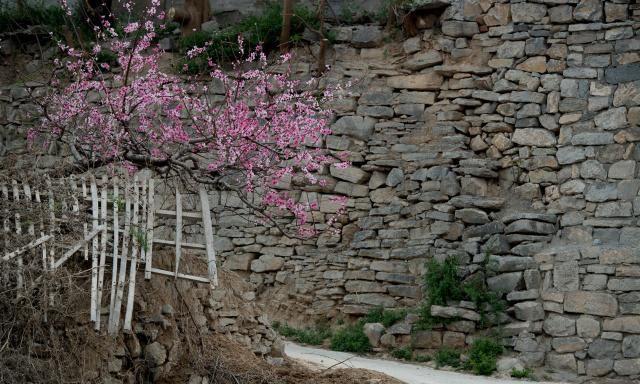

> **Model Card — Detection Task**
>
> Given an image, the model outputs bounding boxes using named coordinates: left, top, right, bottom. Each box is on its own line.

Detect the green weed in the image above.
left=330, top=322, right=371, bottom=353
left=391, top=347, right=412, bottom=360
left=511, top=368, right=533, bottom=379
left=434, top=348, right=460, bottom=368
left=364, top=307, right=407, bottom=328
left=465, top=338, right=503, bottom=376
left=273, top=322, right=331, bottom=345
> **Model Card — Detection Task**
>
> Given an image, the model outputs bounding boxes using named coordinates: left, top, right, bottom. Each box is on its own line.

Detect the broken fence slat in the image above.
left=199, top=187, right=218, bottom=289
left=123, top=177, right=140, bottom=332
left=2, top=234, right=53, bottom=261
left=144, top=179, right=155, bottom=280
left=110, top=180, right=131, bottom=335
left=90, top=177, right=99, bottom=323
left=108, top=178, right=119, bottom=331
left=174, top=188, right=182, bottom=279
left=95, top=176, right=109, bottom=331
left=149, top=267, right=210, bottom=284
left=52, top=225, right=104, bottom=269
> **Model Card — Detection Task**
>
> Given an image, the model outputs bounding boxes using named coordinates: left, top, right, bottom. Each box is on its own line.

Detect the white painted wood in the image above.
left=110, top=180, right=131, bottom=334
left=174, top=188, right=182, bottom=279
left=199, top=187, right=218, bottom=288
left=139, top=181, right=147, bottom=264
left=95, top=176, right=109, bottom=331
left=108, top=178, right=119, bottom=330
left=51, top=226, right=104, bottom=269
left=2, top=235, right=52, bottom=261
left=156, top=209, right=202, bottom=219
left=45, top=177, right=56, bottom=268
left=149, top=267, right=210, bottom=284
left=144, top=179, right=155, bottom=280
left=123, top=177, right=139, bottom=332
left=90, top=177, right=99, bottom=323
left=152, top=239, right=206, bottom=249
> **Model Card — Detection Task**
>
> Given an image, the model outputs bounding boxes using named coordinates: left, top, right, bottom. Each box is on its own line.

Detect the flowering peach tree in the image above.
left=31, top=0, right=347, bottom=236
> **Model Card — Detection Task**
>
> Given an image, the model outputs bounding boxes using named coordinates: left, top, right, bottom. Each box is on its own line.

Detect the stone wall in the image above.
left=2, top=0, right=640, bottom=380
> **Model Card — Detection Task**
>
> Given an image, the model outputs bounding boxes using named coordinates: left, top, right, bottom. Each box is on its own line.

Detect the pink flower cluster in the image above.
left=34, top=0, right=347, bottom=237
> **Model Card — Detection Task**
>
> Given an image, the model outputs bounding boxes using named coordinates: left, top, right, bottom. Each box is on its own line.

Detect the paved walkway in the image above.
left=285, top=342, right=564, bottom=384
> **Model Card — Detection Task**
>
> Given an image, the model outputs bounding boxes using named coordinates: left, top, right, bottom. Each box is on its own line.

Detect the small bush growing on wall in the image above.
left=330, top=322, right=371, bottom=353
left=465, top=338, right=503, bottom=375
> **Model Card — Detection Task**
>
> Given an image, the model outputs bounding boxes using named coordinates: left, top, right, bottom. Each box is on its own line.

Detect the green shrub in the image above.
left=272, top=322, right=331, bottom=345
left=364, top=307, right=407, bottom=328
left=414, top=354, right=431, bottom=362
left=391, top=347, right=412, bottom=360
left=178, top=1, right=320, bottom=72
left=466, top=338, right=503, bottom=375
left=421, top=257, right=506, bottom=329
left=0, top=3, right=66, bottom=34
left=511, top=368, right=533, bottom=379
left=434, top=348, right=460, bottom=368
left=330, top=322, right=371, bottom=353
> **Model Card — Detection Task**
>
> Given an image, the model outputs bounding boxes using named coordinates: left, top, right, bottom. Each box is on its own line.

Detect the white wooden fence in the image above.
left=1, top=175, right=218, bottom=335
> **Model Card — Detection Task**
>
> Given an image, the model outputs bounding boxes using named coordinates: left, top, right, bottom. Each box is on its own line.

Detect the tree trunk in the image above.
left=279, top=0, right=294, bottom=53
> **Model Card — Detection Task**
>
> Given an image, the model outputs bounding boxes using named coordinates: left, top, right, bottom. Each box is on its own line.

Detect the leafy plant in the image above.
left=434, top=348, right=460, bottom=368
left=420, top=256, right=506, bottom=329
left=511, top=368, right=533, bottom=379
left=465, top=338, right=503, bottom=376
left=0, top=3, right=66, bottom=34
left=391, top=347, right=412, bottom=360
left=364, top=307, right=407, bottom=328
left=330, top=322, right=371, bottom=353
left=178, top=1, right=319, bottom=72
left=273, top=322, right=331, bottom=345
left=414, top=354, right=431, bottom=362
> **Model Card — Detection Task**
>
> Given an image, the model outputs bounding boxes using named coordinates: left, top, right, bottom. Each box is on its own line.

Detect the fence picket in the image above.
left=95, top=176, right=108, bottom=331
left=110, top=180, right=131, bottom=335
left=199, top=187, right=218, bottom=288
left=174, top=188, right=182, bottom=279
left=90, top=178, right=100, bottom=323
left=108, top=178, right=119, bottom=332
left=144, top=179, right=155, bottom=280
left=123, top=177, right=139, bottom=332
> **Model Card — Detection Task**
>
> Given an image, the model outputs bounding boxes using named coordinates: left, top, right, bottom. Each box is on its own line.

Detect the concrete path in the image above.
left=285, top=342, right=563, bottom=384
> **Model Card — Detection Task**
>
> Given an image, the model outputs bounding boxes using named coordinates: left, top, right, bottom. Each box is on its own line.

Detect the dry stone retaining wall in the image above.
left=2, top=0, right=640, bottom=379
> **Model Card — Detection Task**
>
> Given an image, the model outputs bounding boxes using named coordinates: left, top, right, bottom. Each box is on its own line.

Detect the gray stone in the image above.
left=332, top=116, right=375, bottom=140
left=574, top=0, right=602, bottom=21
left=387, top=73, right=443, bottom=90
left=585, top=182, right=618, bottom=202
left=565, top=291, right=618, bottom=317
left=330, top=165, right=369, bottom=184
left=441, top=21, right=479, bottom=38
left=614, top=359, right=640, bottom=376
left=580, top=160, right=606, bottom=180
left=511, top=3, right=547, bottom=23
left=552, top=337, right=587, bottom=353
left=144, top=342, right=167, bottom=367
left=577, top=316, right=601, bottom=338
left=595, top=107, right=628, bottom=130
left=403, top=50, right=443, bottom=70
left=549, top=5, right=574, bottom=23
left=609, top=160, right=636, bottom=180
left=430, top=305, right=481, bottom=322
left=412, top=330, right=442, bottom=348
left=351, top=26, right=382, bottom=48
left=623, top=336, right=640, bottom=358
left=546, top=353, right=577, bottom=372
left=487, top=272, right=522, bottom=294
left=512, top=129, right=556, bottom=147
left=514, top=302, right=545, bottom=321
left=386, top=168, right=404, bottom=187
left=455, top=208, right=489, bottom=224
left=357, top=105, right=393, bottom=118
left=556, top=147, right=585, bottom=165
left=505, top=220, right=556, bottom=235
left=588, top=339, right=620, bottom=359
left=554, top=261, right=579, bottom=291
left=344, top=293, right=397, bottom=307
left=571, top=132, right=613, bottom=146
left=489, top=256, right=536, bottom=272
left=497, top=41, right=525, bottom=59
left=363, top=323, right=385, bottom=347
left=543, top=314, right=575, bottom=337
left=605, top=64, right=640, bottom=84
left=250, top=255, right=284, bottom=273
left=586, top=359, right=613, bottom=376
